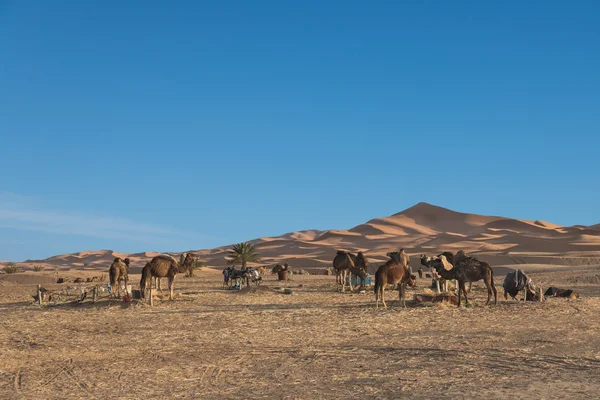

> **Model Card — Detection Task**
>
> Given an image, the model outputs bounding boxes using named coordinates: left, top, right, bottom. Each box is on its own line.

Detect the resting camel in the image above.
left=374, top=251, right=417, bottom=308
left=425, top=251, right=497, bottom=307
left=109, top=257, right=130, bottom=297
left=140, top=253, right=195, bottom=300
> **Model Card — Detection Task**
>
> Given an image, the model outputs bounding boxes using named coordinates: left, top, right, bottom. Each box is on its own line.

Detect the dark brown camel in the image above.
left=351, top=251, right=370, bottom=289
left=424, top=251, right=497, bottom=307
left=420, top=252, right=455, bottom=292
left=332, top=251, right=357, bottom=292
left=374, top=252, right=417, bottom=308
left=109, top=257, right=130, bottom=297
left=140, top=253, right=195, bottom=300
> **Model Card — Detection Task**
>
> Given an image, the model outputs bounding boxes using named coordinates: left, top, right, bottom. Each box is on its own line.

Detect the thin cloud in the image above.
left=0, top=192, right=209, bottom=243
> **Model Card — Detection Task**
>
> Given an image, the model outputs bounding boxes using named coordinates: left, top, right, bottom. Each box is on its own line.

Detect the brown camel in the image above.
left=140, top=253, right=195, bottom=300
left=332, top=251, right=357, bottom=292
left=351, top=251, right=370, bottom=288
left=374, top=251, right=417, bottom=308
left=425, top=251, right=497, bottom=307
left=109, top=257, right=130, bottom=297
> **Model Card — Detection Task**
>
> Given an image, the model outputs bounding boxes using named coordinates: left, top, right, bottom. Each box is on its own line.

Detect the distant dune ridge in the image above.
left=8, top=203, right=600, bottom=272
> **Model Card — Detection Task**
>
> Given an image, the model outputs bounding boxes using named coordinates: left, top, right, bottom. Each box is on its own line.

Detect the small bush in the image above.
left=2, top=263, right=22, bottom=274
left=33, top=265, right=44, bottom=272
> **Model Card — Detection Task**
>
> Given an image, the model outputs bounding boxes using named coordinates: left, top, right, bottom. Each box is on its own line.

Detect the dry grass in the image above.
left=2, top=263, right=22, bottom=274
left=1, top=270, right=600, bottom=399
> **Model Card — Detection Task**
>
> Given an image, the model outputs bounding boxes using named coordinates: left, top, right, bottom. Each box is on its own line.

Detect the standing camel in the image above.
left=351, top=251, right=370, bottom=289
left=374, top=251, right=417, bottom=308
left=109, top=257, right=130, bottom=297
left=140, top=253, right=196, bottom=300
left=332, top=251, right=357, bottom=292
left=424, top=251, right=497, bottom=307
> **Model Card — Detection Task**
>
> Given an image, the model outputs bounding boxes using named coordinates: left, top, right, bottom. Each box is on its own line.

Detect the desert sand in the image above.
left=1, top=203, right=600, bottom=399
left=5, top=203, right=600, bottom=273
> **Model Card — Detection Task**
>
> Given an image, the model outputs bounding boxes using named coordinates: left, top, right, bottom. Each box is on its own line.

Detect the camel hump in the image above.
left=156, top=254, right=177, bottom=262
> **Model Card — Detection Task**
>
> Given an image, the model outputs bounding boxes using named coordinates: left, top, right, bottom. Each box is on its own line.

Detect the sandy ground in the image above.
left=1, top=266, right=600, bottom=399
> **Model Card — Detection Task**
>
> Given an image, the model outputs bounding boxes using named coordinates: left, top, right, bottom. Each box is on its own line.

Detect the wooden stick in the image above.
left=37, top=284, right=42, bottom=305
left=539, top=287, right=543, bottom=302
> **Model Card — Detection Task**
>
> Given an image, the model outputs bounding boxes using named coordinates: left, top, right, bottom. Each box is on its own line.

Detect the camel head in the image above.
left=179, top=253, right=196, bottom=271
left=123, top=258, right=131, bottom=267
left=386, top=251, right=400, bottom=261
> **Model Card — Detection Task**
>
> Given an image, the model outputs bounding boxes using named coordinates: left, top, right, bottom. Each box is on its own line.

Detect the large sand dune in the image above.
left=7, top=202, right=600, bottom=272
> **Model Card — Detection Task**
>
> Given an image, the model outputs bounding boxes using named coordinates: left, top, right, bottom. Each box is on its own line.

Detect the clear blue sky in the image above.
left=1, top=1, right=599, bottom=261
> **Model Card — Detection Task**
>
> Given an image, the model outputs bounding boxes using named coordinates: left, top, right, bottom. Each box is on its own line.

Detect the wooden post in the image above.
left=37, top=284, right=42, bottom=305
left=149, top=288, right=154, bottom=306
left=539, top=287, right=543, bottom=302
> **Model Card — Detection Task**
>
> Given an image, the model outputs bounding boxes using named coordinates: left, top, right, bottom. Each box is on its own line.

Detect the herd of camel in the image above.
left=108, top=253, right=196, bottom=300
left=333, top=249, right=497, bottom=308
left=108, top=249, right=497, bottom=308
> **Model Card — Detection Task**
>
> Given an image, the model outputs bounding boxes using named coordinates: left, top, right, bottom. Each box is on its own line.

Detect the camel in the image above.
left=109, top=257, right=130, bottom=297
left=223, top=266, right=234, bottom=288
left=351, top=251, right=370, bottom=289
left=140, top=253, right=196, bottom=300
left=332, top=251, right=363, bottom=292
left=374, top=252, right=417, bottom=308
left=420, top=252, right=456, bottom=292
left=425, top=251, right=497, bottom=307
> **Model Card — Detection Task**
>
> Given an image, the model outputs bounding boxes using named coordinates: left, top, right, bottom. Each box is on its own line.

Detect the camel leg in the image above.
left=468, top=282, right=472, bottom=293
left=348, top=271, right=354, bottom=292
left=124, top=276, right=129, bottom=296
left=457, top=281, right=462, bottom=307
left=340, top=270, right=346, bottom=293
left=461, top=281, right=470, bottom=307
left=484, top=279, right=492, bottom=305
left=399, top=282, right=406, bottom=308
left=490, top=273, right=497, bottom=305
left=382, top=285, right=387, bottom=308
left=375, top=286, right=379, bottom=308
left=168, top=276, right=175, bottom=300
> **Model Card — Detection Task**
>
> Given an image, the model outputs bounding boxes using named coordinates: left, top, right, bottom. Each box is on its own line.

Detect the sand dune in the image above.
left=6, top=203, right=600, bottom=272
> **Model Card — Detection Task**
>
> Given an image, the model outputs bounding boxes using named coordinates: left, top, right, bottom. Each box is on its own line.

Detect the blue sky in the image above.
left=1, top=1, right=599, bottom=261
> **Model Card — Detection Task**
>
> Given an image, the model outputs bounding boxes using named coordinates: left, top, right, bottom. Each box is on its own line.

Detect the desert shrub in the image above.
left=2, top=263, right=22, bottom=274
left=33, top=265, right=44, bottom=272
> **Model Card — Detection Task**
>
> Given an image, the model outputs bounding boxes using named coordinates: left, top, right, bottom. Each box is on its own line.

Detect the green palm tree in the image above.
left=227, top=242, right=261, bottom=269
